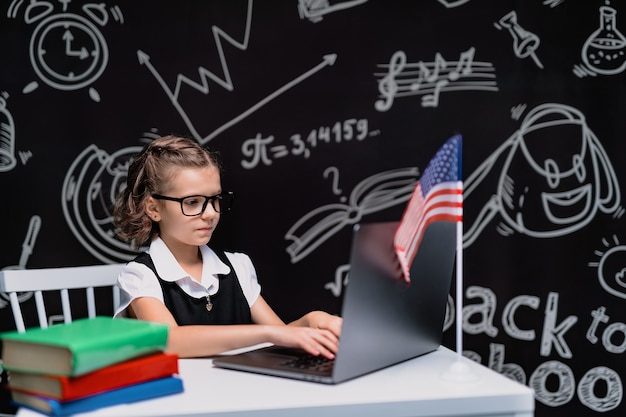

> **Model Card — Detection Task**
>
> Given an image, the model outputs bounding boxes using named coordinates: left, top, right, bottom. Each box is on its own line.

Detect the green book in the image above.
left=1, top=317, right=169, bottom=376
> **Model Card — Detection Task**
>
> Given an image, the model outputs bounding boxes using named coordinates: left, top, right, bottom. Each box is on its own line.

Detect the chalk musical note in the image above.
left=448, top=47, right=475, bottom=81
left=422, top=78, right=449, bottom=107
left=411, top=53, right=446, bottom=92
left=375, top=50, right=406, bottom=112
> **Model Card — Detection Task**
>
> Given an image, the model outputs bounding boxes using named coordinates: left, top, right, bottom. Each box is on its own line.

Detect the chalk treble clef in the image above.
left=375, top=50, right=406, bottom=112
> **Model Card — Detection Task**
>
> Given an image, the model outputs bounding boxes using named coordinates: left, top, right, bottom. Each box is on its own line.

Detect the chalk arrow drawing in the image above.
left=139, top=51, right=337, bottom=144
left=138, top=0, right=337, bottom=144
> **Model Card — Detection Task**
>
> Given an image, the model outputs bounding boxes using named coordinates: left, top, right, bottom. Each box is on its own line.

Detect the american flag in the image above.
left=394, top=134, right=463, bottom=283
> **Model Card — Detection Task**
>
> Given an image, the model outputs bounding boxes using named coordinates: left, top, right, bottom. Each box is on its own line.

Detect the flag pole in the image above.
left=440, top=210, right=476, bottom=382
left=440, top=137, right=478, bottom=382
left=456, top=218, right=464, bottom=362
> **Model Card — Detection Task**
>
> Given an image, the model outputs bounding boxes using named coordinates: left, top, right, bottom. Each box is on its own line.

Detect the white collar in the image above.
left=148, top=237, right=231, bottom=285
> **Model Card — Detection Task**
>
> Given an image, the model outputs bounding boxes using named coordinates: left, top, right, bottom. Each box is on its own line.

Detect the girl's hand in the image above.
left=302, top=310, right=343, bottom=338
left=250, top=297, right=343, bottom=359
left=268, top=325, right=339, bottom=359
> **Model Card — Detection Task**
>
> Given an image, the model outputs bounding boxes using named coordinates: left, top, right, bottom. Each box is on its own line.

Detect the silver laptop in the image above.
left=213, top=220, right=456, bottom=384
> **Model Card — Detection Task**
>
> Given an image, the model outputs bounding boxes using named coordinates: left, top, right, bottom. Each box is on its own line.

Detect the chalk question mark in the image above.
left=323, top=166, right=346, bottom=202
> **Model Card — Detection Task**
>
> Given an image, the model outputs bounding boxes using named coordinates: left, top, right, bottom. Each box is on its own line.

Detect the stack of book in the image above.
left=0, top=317, right=182, bottom=416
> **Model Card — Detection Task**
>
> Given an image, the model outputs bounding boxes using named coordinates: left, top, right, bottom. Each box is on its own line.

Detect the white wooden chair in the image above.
left=0, top=264, right=124, bottom=333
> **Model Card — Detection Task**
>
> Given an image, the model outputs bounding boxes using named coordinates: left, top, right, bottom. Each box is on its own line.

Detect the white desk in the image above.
left=16, top=347, right=534, bottom=417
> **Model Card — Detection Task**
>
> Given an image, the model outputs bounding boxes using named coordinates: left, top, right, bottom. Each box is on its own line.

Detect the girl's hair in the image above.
left=113, top=135, right=222, bottom=249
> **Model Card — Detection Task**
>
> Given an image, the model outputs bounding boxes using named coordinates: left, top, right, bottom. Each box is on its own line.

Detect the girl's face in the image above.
left=147, top=165, right=222, bottom=250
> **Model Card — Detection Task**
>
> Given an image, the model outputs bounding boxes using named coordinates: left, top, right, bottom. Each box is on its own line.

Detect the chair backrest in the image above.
left=0, top=264, right=125, bottom=333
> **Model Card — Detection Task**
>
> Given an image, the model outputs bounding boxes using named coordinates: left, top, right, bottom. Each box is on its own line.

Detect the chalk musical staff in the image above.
left=374, top=47, right=498, bottom=110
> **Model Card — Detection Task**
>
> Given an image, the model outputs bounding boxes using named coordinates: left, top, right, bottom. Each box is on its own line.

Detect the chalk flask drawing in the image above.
left=582, top=6, right=626, bottom=75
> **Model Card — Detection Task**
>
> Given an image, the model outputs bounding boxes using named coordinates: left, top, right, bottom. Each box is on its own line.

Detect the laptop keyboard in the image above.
left=280, top=355, right=334, bottom=373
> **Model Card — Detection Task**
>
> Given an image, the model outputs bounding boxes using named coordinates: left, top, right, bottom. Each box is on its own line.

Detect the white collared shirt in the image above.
left=114, top=237, right=261, bottom=318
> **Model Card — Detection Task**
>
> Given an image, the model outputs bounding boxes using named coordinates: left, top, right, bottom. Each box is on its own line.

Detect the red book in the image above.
left=8, top=352, right=178, bottom=401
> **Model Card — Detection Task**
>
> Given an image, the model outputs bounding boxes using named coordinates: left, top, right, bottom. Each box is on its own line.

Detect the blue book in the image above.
left=11, top=376, right=183, bottom=416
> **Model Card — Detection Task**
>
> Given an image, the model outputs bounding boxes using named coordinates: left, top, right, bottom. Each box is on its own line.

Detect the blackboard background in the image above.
left=1, top=1, right=626, bottom=415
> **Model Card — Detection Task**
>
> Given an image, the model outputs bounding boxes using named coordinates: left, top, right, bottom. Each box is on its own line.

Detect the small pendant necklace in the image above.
left=206, top=295, right=213, bottom=312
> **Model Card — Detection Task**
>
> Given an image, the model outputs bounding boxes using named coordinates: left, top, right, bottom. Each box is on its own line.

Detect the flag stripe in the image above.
left=401, top=183, right=462, bottom=266
left=393, top=135, right=463, bottom=283
left=396, top=182, right=462, bottom=251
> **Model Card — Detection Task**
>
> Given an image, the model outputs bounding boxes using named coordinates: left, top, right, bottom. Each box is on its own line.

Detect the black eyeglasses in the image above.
left=152, top=192, right=235, bottom=216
